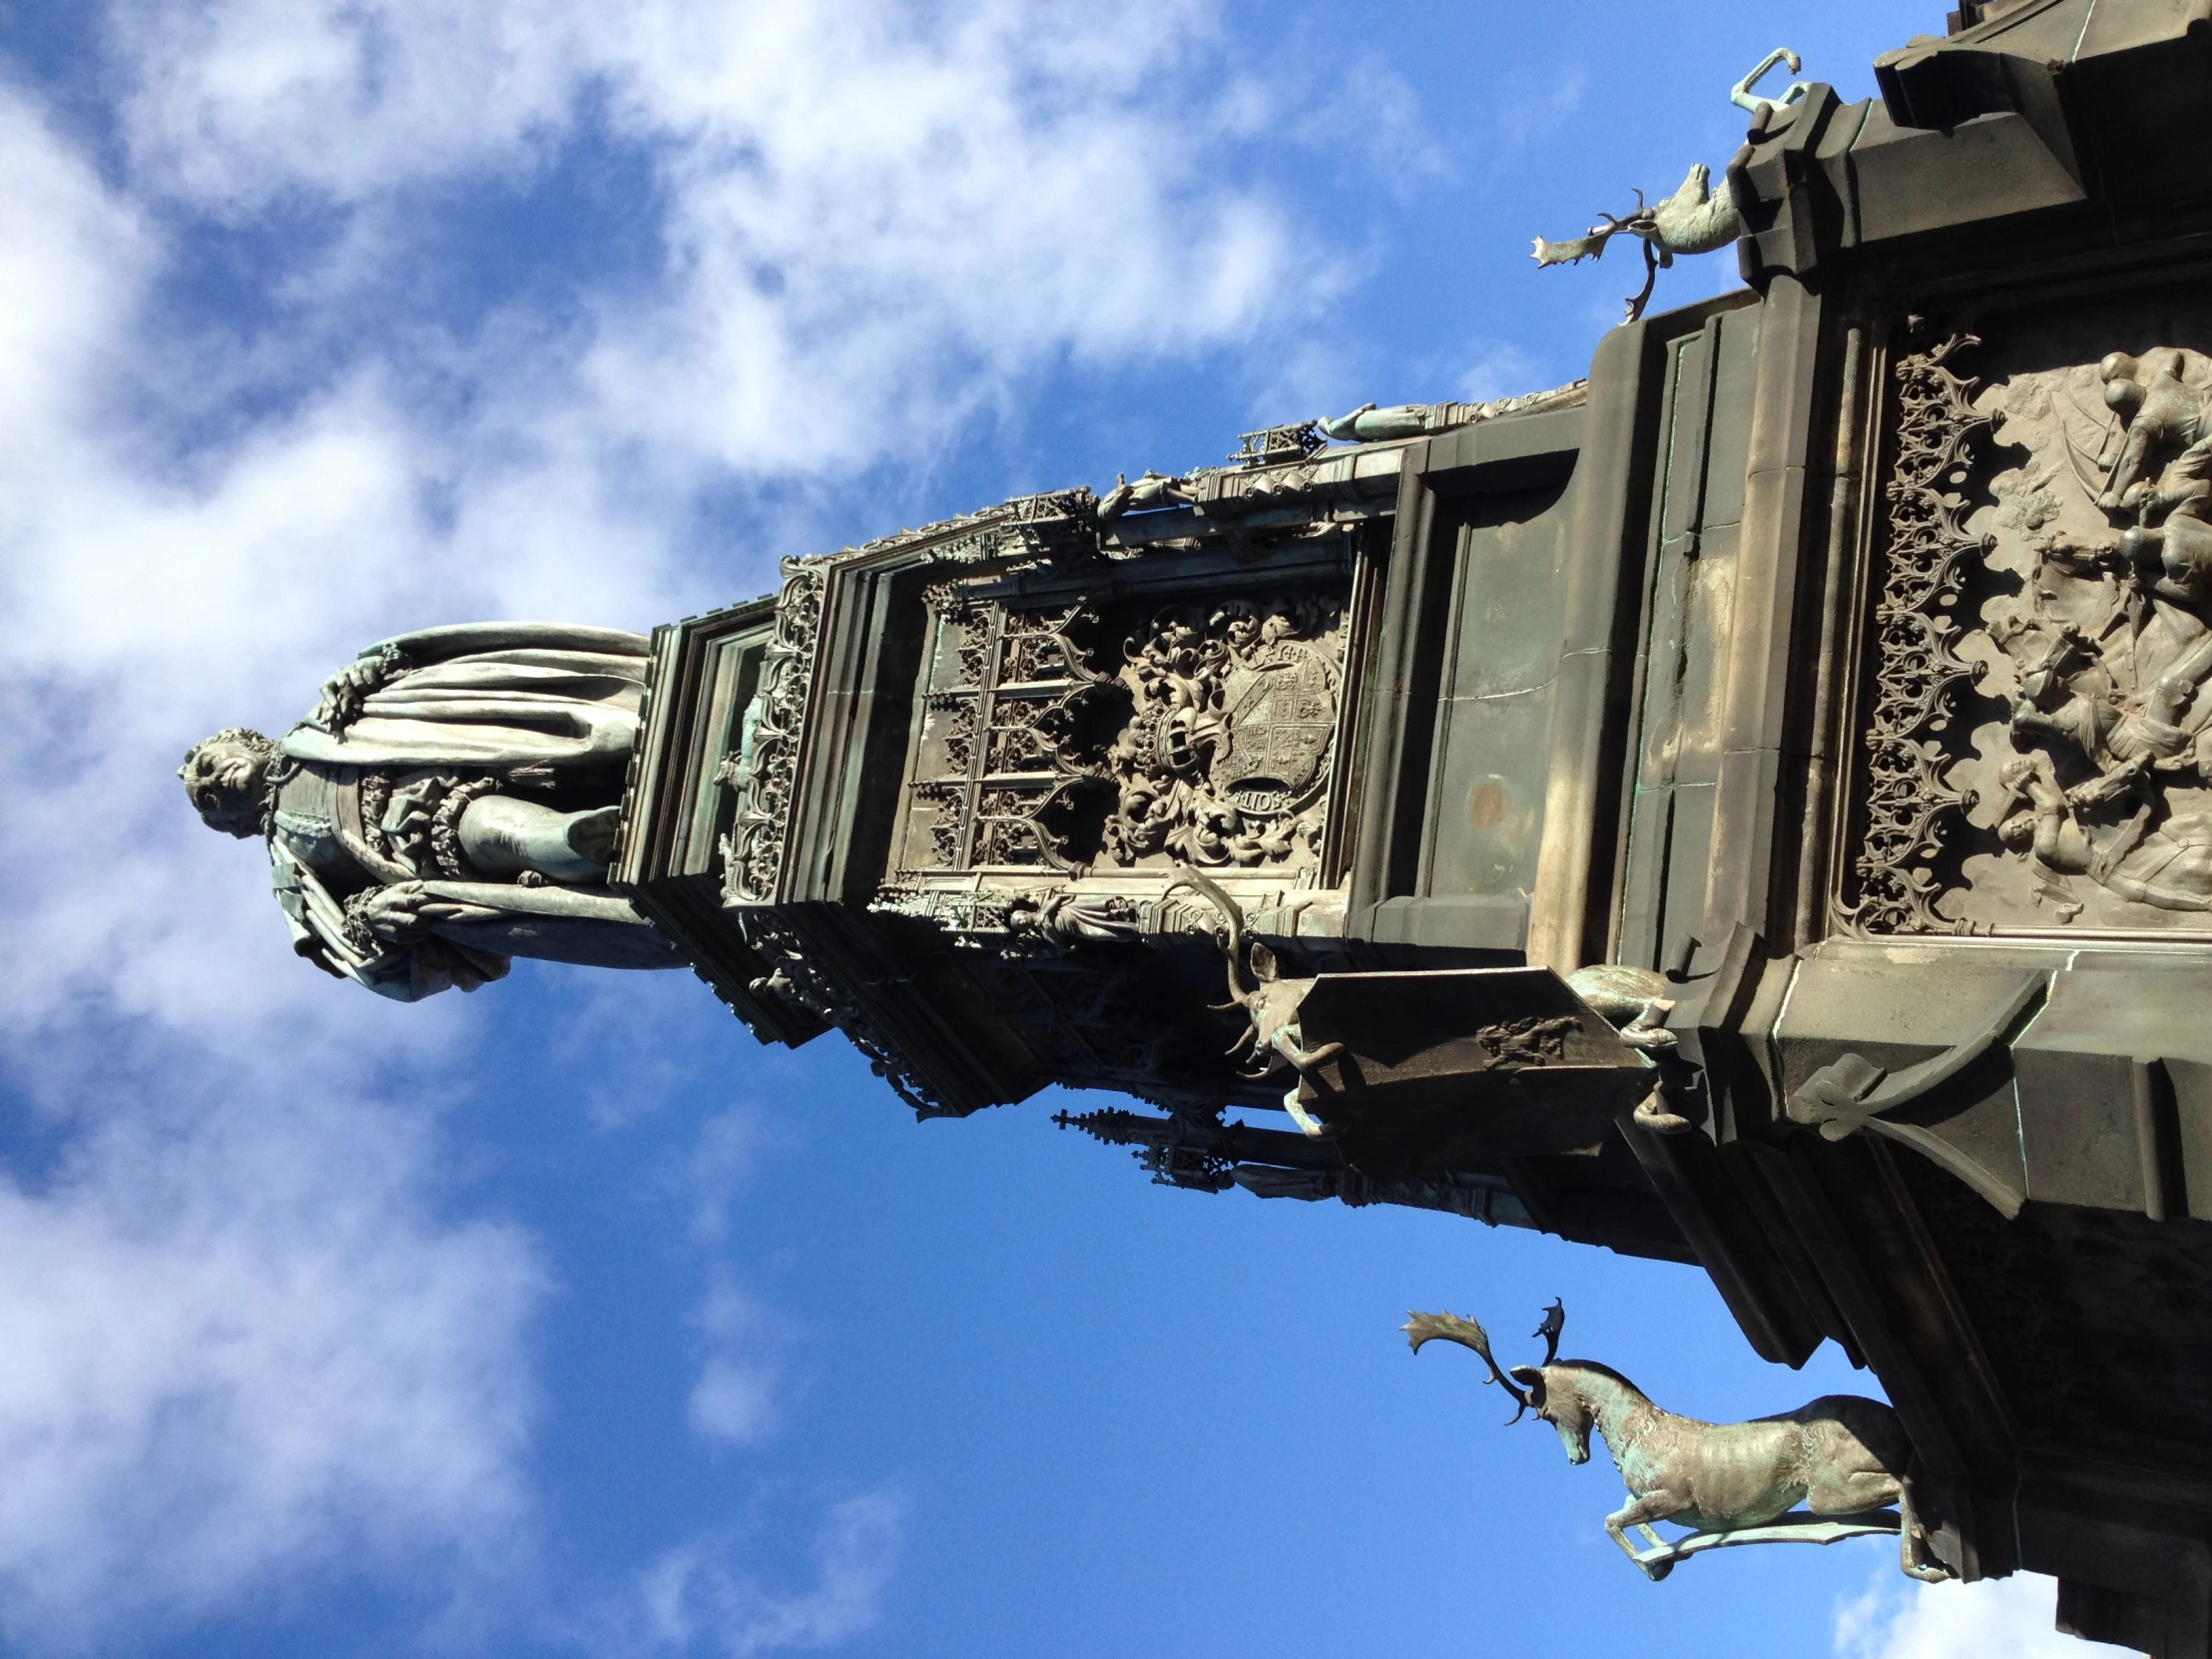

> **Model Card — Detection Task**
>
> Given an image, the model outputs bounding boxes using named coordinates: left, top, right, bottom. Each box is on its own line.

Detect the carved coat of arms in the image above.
left=1105, top=597, right=1343, bottom=869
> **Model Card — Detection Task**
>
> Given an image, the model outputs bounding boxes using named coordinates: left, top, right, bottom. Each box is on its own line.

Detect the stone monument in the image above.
left=187, top=4, right=2212, bottom=1651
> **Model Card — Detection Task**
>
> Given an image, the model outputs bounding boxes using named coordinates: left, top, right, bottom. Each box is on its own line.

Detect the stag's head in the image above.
left=1507, top=1361, right=1595, bottom=1464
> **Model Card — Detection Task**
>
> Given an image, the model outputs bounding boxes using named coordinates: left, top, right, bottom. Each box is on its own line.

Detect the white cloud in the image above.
left=624, top=1493, right=908, bottom=1657
left=110, top=0, right=589, bottom=208
left=0, top=0, right=1339, bottom=1043
left=687, top=1271, right=781, bottom=1448
left=101, top=0, right=1318, bottom=475
left=0, top=0, right=1345, bottom=1646
left=1462, top=342, right=1549, bottom=405
left=685, top=1107, right=770, bottom=1245
left=0, top=1063, right=544, bottom=1650
left=1493, top=63, right=1588, bottom=151
left=1835, top=1570, right=2140, bottom=1659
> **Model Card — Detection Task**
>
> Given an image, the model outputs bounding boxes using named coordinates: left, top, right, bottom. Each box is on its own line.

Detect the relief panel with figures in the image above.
left=1844, top=295, right=2212, bottom=937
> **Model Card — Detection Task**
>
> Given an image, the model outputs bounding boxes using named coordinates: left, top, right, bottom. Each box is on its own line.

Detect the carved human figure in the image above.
left=180, top=623, right=675, bottom=999
left=1982, top=350, right=2212, bottom=909
left=1997, top=751, right=2212, bottom=909
left=1319, top=402, right=1429, bottom=443
left=1003, top=889, right=1143, bottom=950
left=2094, top=350, right=2212, bottom=511
left=2003, top=604, right=2212, bottom=807
left=1095, top=470, right=1196, bottom=524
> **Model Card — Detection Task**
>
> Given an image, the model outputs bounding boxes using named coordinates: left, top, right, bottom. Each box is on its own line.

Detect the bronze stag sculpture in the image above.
left=1403, top=1302, right=1952, bottom=1583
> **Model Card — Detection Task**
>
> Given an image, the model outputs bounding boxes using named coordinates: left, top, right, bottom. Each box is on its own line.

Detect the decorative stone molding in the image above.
left=719, top=559, right=826, bottom=905
left=1841, top=325, right=1993, bottom=934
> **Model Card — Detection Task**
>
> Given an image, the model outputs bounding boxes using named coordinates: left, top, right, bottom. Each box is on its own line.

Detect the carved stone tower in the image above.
left=601, top=6, right=2212, bottom=1652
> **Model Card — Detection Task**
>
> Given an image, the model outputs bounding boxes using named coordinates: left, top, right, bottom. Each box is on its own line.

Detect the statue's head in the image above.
left=179, top=728, right=277, bottom=837
left=2101, top=351, right=2147, bottom=417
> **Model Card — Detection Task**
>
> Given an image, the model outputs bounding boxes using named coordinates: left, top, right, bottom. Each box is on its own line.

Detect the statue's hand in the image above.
left=351, top=880, right=503, bottom=946
left=2066, top=768, right=2137, bottom=808
left=309, top=643, right=407, bottom=732
left=354, top=880, right=436, bottom=943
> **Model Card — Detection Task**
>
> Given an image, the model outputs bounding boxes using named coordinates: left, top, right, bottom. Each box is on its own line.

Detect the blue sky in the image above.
left=0, top=2, right=2130, bottom=1656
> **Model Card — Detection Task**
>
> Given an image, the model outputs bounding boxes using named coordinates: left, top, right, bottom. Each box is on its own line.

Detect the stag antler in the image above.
left=1163, top=870, right=1255, bottom=1019
left=1531, top=196, right=1667, bottom=323
left=1402, top=1308, right=1534, bottom=1422
left=1533, top=1298, right=1565, bottom=1366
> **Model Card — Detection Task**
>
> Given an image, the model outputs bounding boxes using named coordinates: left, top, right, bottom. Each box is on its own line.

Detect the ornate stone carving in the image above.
left=1845, top=318, right=2212, bottom=936
left=868, top=883, right=1144, bottom=952
left=716, top=489, right=1108, bottom=907
left=1841, top=326, right=1993, bottom=935
left=1229, top=420, right=1326, bottom=468
left=733, top=909, right=947, bottom=1118
left=721, top=558, right=825, bottom=905
left=1474, top=1016, right=1580, bottom=1068
left=1104, top=597, right=1342, bottom=870
left=1980, top=348, right=2212, bottom=919
left=901, top=588, right=1346, bottom=881
left=1050, top=1106, right=1531, bottom=1225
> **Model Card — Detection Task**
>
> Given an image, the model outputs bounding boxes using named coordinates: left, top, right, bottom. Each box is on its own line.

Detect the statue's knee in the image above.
left=457, top=796, right=612, bottom=883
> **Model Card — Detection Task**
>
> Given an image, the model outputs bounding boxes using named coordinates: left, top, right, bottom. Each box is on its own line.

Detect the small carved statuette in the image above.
left=1171, top=872, right=1341, bottom=1138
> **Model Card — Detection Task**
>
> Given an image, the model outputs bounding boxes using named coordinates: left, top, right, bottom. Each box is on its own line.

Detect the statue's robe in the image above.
left=280, top=622, right=651, bottom=771
left=266, top=623, right=677, bottom=1000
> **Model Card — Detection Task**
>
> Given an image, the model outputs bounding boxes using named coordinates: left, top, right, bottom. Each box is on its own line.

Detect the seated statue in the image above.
left=180, top=622, right=678, bottom=1000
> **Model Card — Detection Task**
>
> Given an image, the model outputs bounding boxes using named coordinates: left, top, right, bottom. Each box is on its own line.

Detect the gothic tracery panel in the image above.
left=895, top=583, right=1350, bottom=880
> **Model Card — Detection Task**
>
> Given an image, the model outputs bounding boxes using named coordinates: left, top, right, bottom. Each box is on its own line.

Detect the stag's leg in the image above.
left=1282, top=1084, right=1331, bottom=1139
left=1617, top=997, right=1678, bottom=1051
left=1808, top=1465, right=1954, bottom=1584
left=1273, top=1026, right=1343, bottom=1139
left=1896, top=1480, right=1953, bottom=1584
left=1632, top=1080, right=1693, bottom=1135
left=1272, top=1024, right=1344, bottom=1075
left=1605, top=1491, right=1691, bottom=1582
left=1805, top=1464, right=1899, bottom=1516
